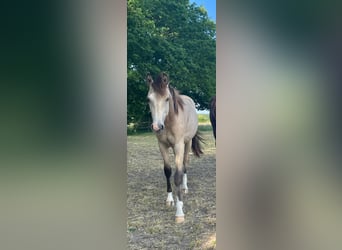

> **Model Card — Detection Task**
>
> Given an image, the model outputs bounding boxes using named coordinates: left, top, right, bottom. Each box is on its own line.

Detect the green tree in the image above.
left=127, top=0, right=216, bottom=130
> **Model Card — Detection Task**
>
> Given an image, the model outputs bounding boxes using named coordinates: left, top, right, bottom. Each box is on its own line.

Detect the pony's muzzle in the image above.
left=151, top=123, right=164, bottom=132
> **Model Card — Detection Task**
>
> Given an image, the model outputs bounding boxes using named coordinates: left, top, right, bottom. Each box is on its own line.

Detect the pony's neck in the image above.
left=165, top=92, right=176, bottom=125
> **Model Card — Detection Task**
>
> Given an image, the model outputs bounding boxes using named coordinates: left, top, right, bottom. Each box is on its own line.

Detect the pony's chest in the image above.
left=157, top=131, right=176, bottom=146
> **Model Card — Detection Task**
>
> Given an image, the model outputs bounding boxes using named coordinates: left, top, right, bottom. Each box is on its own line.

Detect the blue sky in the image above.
left=190, top=0, right=216, bottom=22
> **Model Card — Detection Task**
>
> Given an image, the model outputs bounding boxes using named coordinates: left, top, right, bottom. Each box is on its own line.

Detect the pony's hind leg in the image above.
left=181, top=141, right=191, bottom=193
left=159, top=142, right=174, bottom=206
left=173, top=142, right=185, bottom=223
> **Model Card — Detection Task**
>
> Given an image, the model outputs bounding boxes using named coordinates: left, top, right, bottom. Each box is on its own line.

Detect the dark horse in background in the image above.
left=209, top=95, right=216, bottom=141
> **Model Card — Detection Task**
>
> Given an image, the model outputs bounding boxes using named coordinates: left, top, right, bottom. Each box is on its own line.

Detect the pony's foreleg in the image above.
left=159, top=143, right=174, bottom=206
left=174, top=142, right=185, bottom=223
left=165, top=163, right=174, bottom=206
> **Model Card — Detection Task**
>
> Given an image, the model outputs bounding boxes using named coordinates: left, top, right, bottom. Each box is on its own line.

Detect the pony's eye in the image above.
left=165, top=98, right=169, bottom=102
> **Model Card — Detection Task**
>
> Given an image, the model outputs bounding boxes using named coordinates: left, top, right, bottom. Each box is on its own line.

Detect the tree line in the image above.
left=127, top=0, right=216, bottom=131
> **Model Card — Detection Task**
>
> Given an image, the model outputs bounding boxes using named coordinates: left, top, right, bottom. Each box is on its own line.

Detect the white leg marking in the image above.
left=166, top=192, right=174, bottom=206
left=175, top=199, right=184, bottom=223
left=181, top=173, right=188, bottom=193
left=175, top=200, right=184, bottom=216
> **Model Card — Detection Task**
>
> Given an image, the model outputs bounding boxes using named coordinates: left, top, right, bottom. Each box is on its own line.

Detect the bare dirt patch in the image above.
left=127, top=130, right=216, bottom=249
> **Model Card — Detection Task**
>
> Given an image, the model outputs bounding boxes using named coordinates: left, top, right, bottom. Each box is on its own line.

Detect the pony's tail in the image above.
left=191, top=130, right=205, bottom=157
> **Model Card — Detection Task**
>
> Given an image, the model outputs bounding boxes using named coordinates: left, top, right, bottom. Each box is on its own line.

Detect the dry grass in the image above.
left=127, top=130, right=216, bottom=249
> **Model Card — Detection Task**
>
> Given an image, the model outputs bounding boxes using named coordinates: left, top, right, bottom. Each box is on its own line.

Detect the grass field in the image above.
left=127, top=130, right=216, bottom=249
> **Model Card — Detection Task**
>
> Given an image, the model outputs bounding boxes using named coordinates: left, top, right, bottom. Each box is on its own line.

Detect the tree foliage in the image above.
left=127, top=0, right=216, bottom=128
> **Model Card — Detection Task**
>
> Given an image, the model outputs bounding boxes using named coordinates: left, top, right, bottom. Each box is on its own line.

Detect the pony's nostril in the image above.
left=160, top=124, right=164, bottom=130
left=151, top=123, right=161, bottom=131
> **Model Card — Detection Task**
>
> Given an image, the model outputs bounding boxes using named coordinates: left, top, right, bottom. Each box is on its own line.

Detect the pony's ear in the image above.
left=161, top=72, right=169, bottom=87
left=146, top=73, right=153, bottom=86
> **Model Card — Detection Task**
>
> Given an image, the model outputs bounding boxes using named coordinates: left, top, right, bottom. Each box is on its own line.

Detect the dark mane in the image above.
left=169, top=86, right=184, bottom=114
left=151, top=73, right=168, bottom=96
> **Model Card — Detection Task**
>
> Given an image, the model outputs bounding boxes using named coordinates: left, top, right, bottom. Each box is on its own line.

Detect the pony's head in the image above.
left=146, top=72, right=171, bottom=132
